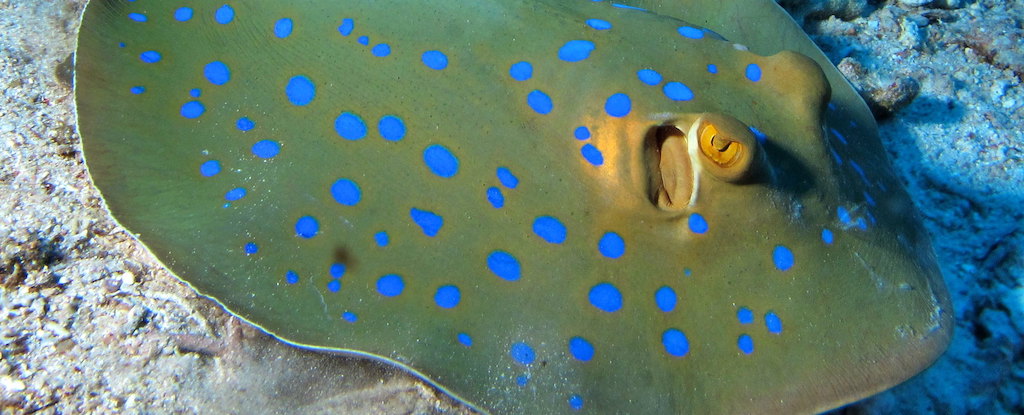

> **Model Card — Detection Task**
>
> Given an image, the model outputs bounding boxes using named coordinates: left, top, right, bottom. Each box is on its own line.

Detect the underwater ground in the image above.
left=1, top=0, right=1021, bottom=413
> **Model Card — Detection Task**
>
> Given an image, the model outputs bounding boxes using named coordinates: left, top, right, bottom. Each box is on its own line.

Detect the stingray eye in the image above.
left=693, top=114, right=759, bottom=183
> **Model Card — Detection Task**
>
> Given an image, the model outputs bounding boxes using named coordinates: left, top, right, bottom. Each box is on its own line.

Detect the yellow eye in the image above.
left=692, top=114, right=759, bottom=183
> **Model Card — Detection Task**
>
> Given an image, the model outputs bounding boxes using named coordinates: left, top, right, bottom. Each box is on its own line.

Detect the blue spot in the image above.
left=738, top=334, right=754, bottom=355
left=654, top=286, right=676, bottom=312
left=180, top=101, right=205, bottom=119
left=330, top=263, right=346, bottom=278
left=533, top=216, right=567, bottom=244
left=838, top=206, right=852, bottom=225
left=663, top=82, right=694, bottom=101
left=707, top=64, right=718, bottom=74
left=487, top=251, right=521, bottom=281
left=688, top=213, right=708, bottom=234
left=251, top=140, right=280, bottom=159
left=746, top=63, right=762, bottom=82
left=140, top=51, right=161, bottom=63
left=581, top=144, right=604, bottom=166
left=274, top=18, right=293, bottom=38
left=569, top=337, right=595, bottom=362
left=457, top=333, right=472, bottom=347
left=749, top=126, right=768, bottom=144
left=243, top=242, right=258, bottom=255
left=286, top=75, right=316, bottom=106
left=586, top=19, right=612, bottom=30
left=831, top=128, right=849, bottom=145
left=598, top=232, right=625, bottom=258
left=376, top=274, right=405, bottom=297
left=588, top=282, right=623, bottom=313
left=334, top=112, right=367, bottom=140
left=204, top=61, right=230, bottom=85
left=863, top=191, right=876, bottom=207
left=374, top=231, right=390, bottom=247
left=357, top=36, right=369, bottom=45
left=189, top=89, right=201, bottom=98
left=421, top=50, right=448, bottom=70
left=128, top=13, right=147, bottom=22
left=295, top=216, right=319, bottom=238
left=410, top=208, right=443, bottom=237
left=684, top=268, right=692, bottom=277
left=509, top=61, right=533, bottom=81
left=423, top=145, right=459, bottom=178
left=236, top=117, right=255, bottom=131
left=568, top=395, right=584, bottom=411
left=130, top=86, right=145, bottom=94
left=224, top=187, right=246, bottom=201
left=342, top=312, right=358, bottom=322
left=737, top=307, right=754, bottom=324
left=558, top=40, right=596, bottom=62
left=516, top=375, right=529, bottom=386
left=637, top=69, right=662, bottom=85
left=372, top=43, right=391, bottom=57
left=378, top=115, right=406, bottom=141
left=822, top=229, right=834, bottom=245
left=434, top=285, right=461, bottom=309
left=765, top=312, right=783, bottom=333
left=527, top=90, right=553, bottom=114
left=330, top=178, right=361, bottom=206
left=772, top=245, right=794, bottom=271
left=605, top=93, right=631, bottom=117
left=200, top=160, right=221, bottom=177
left=677, top=26, right=704, bottom=39
left=285, top=270, right=299, bottom=284
left=574, top=126, right=591, bottom=140
left=612, top=3, right=647, bottom=10
left=326, top=279, right=341, bottom=293
left=487, top=187, right=504, bottom=208
left=118, top=42, right=126, bottom=48
left=338, top=18, right=354, bottom=36
left=496, top=167, right=518, bottom=189
left=214, top=5, right=234, bottom=24
left=174, top=7, right=193, bottom=22
left=509, top=342, right=535, bottom=365
left=662, top=328, right=689, bottom=357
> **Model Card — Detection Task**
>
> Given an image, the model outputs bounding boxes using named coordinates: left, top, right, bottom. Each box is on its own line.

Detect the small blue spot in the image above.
left=372, top=43, right=391, bottom=57
left=374, top=231, right=390, bottom=247
left=286, top=75, right=316, bottom=106
left=838, top=206, right=852, bottom=225
left=421, top=50, right=448, bottom=70
left=688, top=213, right=708, bottom=234
left=662, top=328, right=689, bottom=357
left=663, top=82, right=694, bottom=101
left=423, top=145, right=459, bottom=178
left=378, top=115, right=406, bottom=141
left=334, top=112, right=367, bottom=140
left=527, top=90, right=553, bottom=114
left=200, top=160, right=221, bottom=177
left=772, top=245, right=794, bottom=271
left=831, top=128, right=849, bottom=145
left=533, top=216, right=567, bottom=244
left=285, top=270, right=299, bottom=284
left=330, top=263, right=346, bottom=278
left=569, top=337, right=595, bottom=362
left=612, top=3, right=647, bottom=11
left=330, top=178, right=361, bottom=206
left=434, top=285, right=461, bottom=309
left=130, top=86, right=145, bottom=95
left=118, top=42, right=126, bottom=48
left=738, top=334, right=754, bottom=355
left=509, top=61, right=533, bottom=81
left=295, top=216, right=319, bottom=239
left=204, top=61, right=231, bottom=85
left=214, top=5, right=234, bottom=24
left=604, top=93, right=631, bottom=117
left=236, top=117, right=255, bottom=131
left=598, top=232, right=625, bottom=258
left=174, top=7, right=193, bottom=22
left=707, top=64, right=718, bottom=73
left=128, top=13, right=147, bottom=22
left=224, top=187, right=246, bottom=201
left=684, top=268, right=692, bottom=277
left=588, top=282, right=623, bottom=313
left=654, top=286, right=677, bottom=312
left=586, top=19, right=612, bottom=30
left=746, top=63, right=762, bottom=82
left=822, top=229, right=834, bottom=245
left=243, top=242, right=258, bottom=255
left=509, top=342, right=535, bottom=365
left=765, top=312, right=783, bottom=334
left=487, top=251, right=521, bottom=281
left=581, top=144, right=604, bottom=166
left=863, top=191, right=876, bottom=207
left=496, top=167, right=518, bottom=189
left=568, top=395, right=584, bottom=411
left=487, top=187, right=505, bottom=208
left=516, top=375, right=529, bottom=387
left=251, top=140, right=280, bottom=159
left=357, top=36, right=369, bottom=45
left=338, top=19, right=354, bottom=36
left=737, top=307, right=754, bottom=324
left=274, top=18, right=293, bottom=38
left=558, top=40, right=596, bottom=62
left=677, top=26, right=704, bottom=39
left=342, top=312, right=358, bottom=322
left=410, top=208, right=444, bottom=237
left=180, top=101, right=205, bottom=119
left=376, top=274, right=405, bottom=297
left=574, top=126, right=591, bottom=140
left=140, top=51, right=161, bottom=63
left=637, top=69, right=662, bottom=85
left=189, top=88, right=201, bottom=98
left=326, top=279, right=341, bottom=292
left=749, top=126, right=768, bottom=144
left=457, top=333, right=472, bottom=347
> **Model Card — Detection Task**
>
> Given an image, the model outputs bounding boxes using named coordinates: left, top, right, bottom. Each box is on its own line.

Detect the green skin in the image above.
left=75, top=0, right=952, bottom=413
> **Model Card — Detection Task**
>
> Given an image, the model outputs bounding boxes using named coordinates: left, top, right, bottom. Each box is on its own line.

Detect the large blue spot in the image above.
left=707, top=64, right=718, bottom=74
left=434, top=285, right=461, bottom=309
left=334, top=112, right=367, bottom=140
left=637, top=69, right=662, bottom=85
left=410, top=208, right=443, bottom=237
left=568, top=395, right=584, bottom=411
left=588, top=282, right=623, bottom=313
left=423, top=145, right=459, bottom=178
left=378, top=115, right=406, bottom=141
left=372, top=43, right=391, bottom=57
left=677, top=26, right=704, bottom=39
left=496, top=167, right=518, bottom=189
left=128, top=13, right=147, bottom=22
left=487, top=187, right=504, bottom=208
left=581, top=144, right=604, bottom=166
left=286, top=75, right=316, bottom=106
left=326, top=279, right=341, bottom=293
left=604, top=93, right=631, bottom=117
left=688, top=213, right=708, bottom=234
left=574, top=126, right=591, bottom=140
left=558, top=40, right=595, bottom=62
left=737, top=307, right=754, bottom=324
left=421, top=50, right=448, bottom=70
left=274, top=18, right=293, bottom=38
left=487, top=251, right=521, bottom=281
left=224, top=187, right=246, bottom=201
left=458, top=333, right=473, bottom=347
left=738, top=334, right=754, bottom=355
left=342, top=312, right=358, bottom=322
left=586, top=19, right=612, bottom=30
left=509, top=61, right=533, bottom=81
left=527, top=90, right=553, bottom=114
left=376, top=274, right=405, bottom=297
left=285, top=270, right=299, bottom=285
left=509, top=342, right=536, bottom=365
left=772, top=245, right=794, bottom=271
left=244, top=242, right=258, bottom=255
left=236, top=117, right=255, bottom=131
left=200, top=160, right=221, bottom=177
left=598, top=232, right=625, bottom=258
left=663, top=82, right=694, bottom=101
left=568, top=337, right=594, bottom=362
left=130, top=86, right=145, bottom=95
left=180, top=101, right=205, bottom=119
left=330, top=263, right=346, bottom=278
left=765, top=312, right=783, bottom=333
left=295, top=216, right=319, bottom=239
left=214, top=5, right=234, bottom=24
left=204, top=61, right=230, bottom=85
left=746, top=63, right=762, bottom=82
left=140, top=51, right=161, bottom=63
left=662, top=328, right=689, bottom=357
left=251, top=140, right=280, bottom=159
left=374, top=231, right=389, bottom=247
left=533, top=216, right=567, bottom=244
left=822, top=229, right=835, bottom=245
left=337, top=18, right=354, bottom=36
left=174, top=7, right=193, bottom=22
left=654, top=286, right=676, bottom=312
left=330, top=178, right=361, bottom=206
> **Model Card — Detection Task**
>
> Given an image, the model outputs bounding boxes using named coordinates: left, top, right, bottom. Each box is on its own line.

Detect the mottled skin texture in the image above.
left=75, top=0, right=952, bottom=414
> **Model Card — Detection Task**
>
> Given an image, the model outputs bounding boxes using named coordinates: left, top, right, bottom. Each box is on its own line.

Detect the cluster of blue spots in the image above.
left=410, top=208, right=444, bottom=237
left=224, top=187, right=246, bottom=201
left=378, top=115, right=406, bottom=141
left=737, top=307, right=754, bottom=324
left=580, top=144, right=604, bottom=166
left=244, top=242, right=258, bottom=255
left=128, top=13, right=147, bottom=22
left=457, top=333, right=473, bottom=347
left=342, top=312, right=358, bottom=323
left=294, top=216, right=319, bottom=239
left=604, top=93, right=631, bottom=117
left=215, top=5, right=234, bottom=25
left=568, top=395, right=584, bottom=411
left=486, top=187, right=504, bottom=208
left=140, top=51, right=161, bottom=63
left=568, top=336, right=594, bottom=362
left=688, top=213, right=709, bottom=234
left=707, top=64, right=718, bottom=74
left=338, top=18, right=354, bottom=36
left=637, top=69, right=662, bottom=85
left=738, top=334, right=754, bottom=355
left=586, top=19, right=612, bottom=30
left=327, top=279, right=341, bottom=293
left=677, top=26, right=704, bottom=39
left=286, top=75, right=316, bottom=106
left=496, top=167, right=519, bottom=188
left=251, top=140, right=281, bottom=159
left=200, top=160, right=221, bottom=177
left=423, top=145, right=459, bottom=177
left=189, top=88, right=202, bottom=98
left=204, top=61, right=230, bottom=85
left=509, top=342, right=536, bottom=365
left=662, top=329, right=690, bottom=357
left=330, top=178, right=361, bottom=206
left=180, top=101, right=204, bottom=118
left=130, top=86, right=145, bottom=95
left=772, top=245, right=795, bottom=271
left=376, top=274, right=405, bottom=297
left=654, top=286, right=677, bottom=312
left=330, top=263, right=346, bottom=278
left=663, top=82, right=694, bottom=101
left=421, top=50, right=449, bottom=70
left=574, top=126, right=590, bottom=140
left=274, top=18, right=293, bottom=38
left=515, top=375, right=529, bottom=387
left=527, top=90, right=553, bottom=115
left=745, top=63, right=762, bottom=82
left=532, top=216, right=567, bottom=244
left=236, top=117, right=255, bottom=131
left=174, top=7, right=193, bottom=22
left=434, top=285, right=461, bottom=309
left=558, top=40, right=596, bottom=62
left=509, top=61, right=533, bottom=81
left=589, top=282, right=623, bottom=313
left=598, top=232, right=625, bottom=258
left=285, top=270, right=299, bottom=285
left=487, top=250, right=521, bottom=281
left=821, top=229, right=835, bottom=244
left=765, top=312, right=783, bottom=333
left=374, top=231, right=390, bottom=247
left=372, top=43, right=391, bottom=57
left=335, top=112, right=368, bottom=140
left=357, top=36, right=369, bottom=45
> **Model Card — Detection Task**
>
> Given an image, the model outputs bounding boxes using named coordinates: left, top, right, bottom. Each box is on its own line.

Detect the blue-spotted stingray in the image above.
left=73, top=0, right=953, bottom=413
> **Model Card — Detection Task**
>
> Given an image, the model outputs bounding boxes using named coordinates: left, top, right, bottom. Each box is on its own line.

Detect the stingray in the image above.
left=73, top=0, right=953, bottom=413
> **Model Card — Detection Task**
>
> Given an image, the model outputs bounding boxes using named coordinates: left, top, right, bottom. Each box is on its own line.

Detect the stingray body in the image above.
left=74, top=0, right=952, bottom=413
